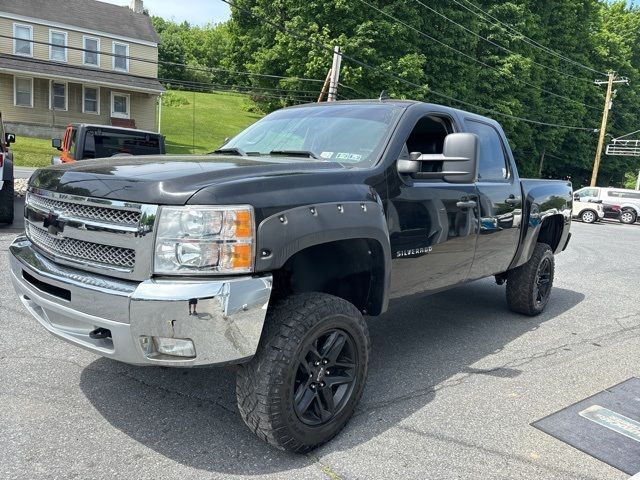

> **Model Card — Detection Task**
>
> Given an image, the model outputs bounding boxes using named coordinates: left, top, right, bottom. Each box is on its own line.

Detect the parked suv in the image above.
left=52, top=124, right=166, bottom=164
left=572, top=198, right=604, bottom=223
left=0, top=112, right=16, bottom=224
left=574, top=187, right=640, bottom=224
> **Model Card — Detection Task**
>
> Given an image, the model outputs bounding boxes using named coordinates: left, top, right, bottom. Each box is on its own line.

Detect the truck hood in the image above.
left=29, top=154, right=348, bottom=204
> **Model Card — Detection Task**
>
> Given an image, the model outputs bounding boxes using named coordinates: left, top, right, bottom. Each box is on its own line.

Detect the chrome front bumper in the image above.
left=9, top=235, right=272, bottom=367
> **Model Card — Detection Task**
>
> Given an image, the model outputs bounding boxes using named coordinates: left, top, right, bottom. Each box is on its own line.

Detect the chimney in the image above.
left=129, top=0, right=143, bottom=14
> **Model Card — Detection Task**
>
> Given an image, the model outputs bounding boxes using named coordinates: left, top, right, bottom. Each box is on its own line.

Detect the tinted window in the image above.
left=466, top=120, right=508, bottom=181
left=84, top=130, right=161, bottom=158
left=607, top=190, right=640, bottom=199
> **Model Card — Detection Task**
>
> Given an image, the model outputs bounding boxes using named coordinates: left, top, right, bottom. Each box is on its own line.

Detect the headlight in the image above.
left=154, top=205, right=254, bottom=274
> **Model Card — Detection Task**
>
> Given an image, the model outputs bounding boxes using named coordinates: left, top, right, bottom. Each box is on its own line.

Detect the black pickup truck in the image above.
left=10, top=100, right=572, bottom=452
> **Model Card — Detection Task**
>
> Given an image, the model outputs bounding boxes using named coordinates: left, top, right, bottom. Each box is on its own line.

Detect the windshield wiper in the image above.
left=211, top=147, right=246, bottom=156
left=269, top=149, right=318, bottom=159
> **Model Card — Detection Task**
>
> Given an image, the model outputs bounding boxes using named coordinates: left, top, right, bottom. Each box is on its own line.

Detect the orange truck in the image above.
left=52, top=124, right=165, bottom=164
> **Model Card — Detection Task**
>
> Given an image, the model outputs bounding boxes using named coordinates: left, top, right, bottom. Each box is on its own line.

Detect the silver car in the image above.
left=574, top=187, right=640, bottom=224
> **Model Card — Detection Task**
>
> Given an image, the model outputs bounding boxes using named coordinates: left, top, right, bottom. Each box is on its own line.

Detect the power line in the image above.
left=1, top=33, right=367, bottom=99
left=220, top=0, right=598, bottom=131
left=453, top=0, right=608, bottom=77
left=411, top=0, right=596, bottom=86
left=359, top=0, right=601, bottom=111
left=159, top=77, right=344, bottom=98
left=0, top=34, right=328, bottom=84
left=160, top=81, right=314, bottom=105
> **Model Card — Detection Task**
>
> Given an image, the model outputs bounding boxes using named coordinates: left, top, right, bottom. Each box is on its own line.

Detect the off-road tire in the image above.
left=580, top=210, right=597, bottom=224
left=620, top=209, right=636, bottom=225
left=506, top=243, right=554, bottom=316
left=236, top=292, right=370, bottom=453
left=0, top=179, right=14, bottom=225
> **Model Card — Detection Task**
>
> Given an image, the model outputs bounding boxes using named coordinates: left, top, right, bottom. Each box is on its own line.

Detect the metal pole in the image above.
left=327, top=46, right=342, bottom=102
left=157, top=94, right=162, bottom=134
left=591, top=73, right=615, bottom=187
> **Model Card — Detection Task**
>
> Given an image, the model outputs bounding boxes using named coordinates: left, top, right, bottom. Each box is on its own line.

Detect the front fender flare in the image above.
left=255, top=201, right=391, bottom=313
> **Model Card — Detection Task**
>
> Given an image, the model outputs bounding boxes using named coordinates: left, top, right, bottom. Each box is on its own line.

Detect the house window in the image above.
left=49, top=30, right=67, bottom=62
left=111, top=92, right=130, bottom=118
left=83, top=86, right=100, bottom=114
left=14, top=77, right=33, bottom=107
left=112, top=42, right=129, bottom=72
left=83, top=36, right=100, bottom=66
left=14, top=24, right=33, bottom=57
left=51, top=82, right=67, bottom=111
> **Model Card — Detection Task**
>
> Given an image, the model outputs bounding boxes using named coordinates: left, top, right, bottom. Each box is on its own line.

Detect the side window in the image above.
left=404, top=115, right=453, bottom=174
left=576, top=188, right=598, bottom=199
left=466, top=120, right=508, bottom=181
left=68, top=129, right=78, bottom=159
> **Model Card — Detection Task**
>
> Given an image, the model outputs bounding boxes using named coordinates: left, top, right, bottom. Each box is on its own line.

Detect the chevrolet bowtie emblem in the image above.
left=43, top=211, right=66, bottom=237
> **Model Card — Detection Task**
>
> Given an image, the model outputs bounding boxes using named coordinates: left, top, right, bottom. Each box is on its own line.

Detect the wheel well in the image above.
left=537, top=215, right=564, bottom=251
left=271, top=239, right=385, bottom=315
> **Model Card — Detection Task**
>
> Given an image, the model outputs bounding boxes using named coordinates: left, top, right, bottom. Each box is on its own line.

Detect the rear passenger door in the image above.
left=465, top=119, right=523, bottom=280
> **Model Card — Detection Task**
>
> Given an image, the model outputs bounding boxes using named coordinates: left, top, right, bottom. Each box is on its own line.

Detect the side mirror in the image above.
left=4, top=133, right=15, bottom=145
left=397, top=151, right=421, bottom=174
left=397, top=133, right=479, bottom=184
left=573, top=194, right=580, bottom=201
left=52, top=138, right=62, bottom=150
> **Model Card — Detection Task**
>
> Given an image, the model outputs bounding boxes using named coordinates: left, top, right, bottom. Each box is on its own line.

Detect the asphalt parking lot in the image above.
left=1, top=219, right=638, bottom=480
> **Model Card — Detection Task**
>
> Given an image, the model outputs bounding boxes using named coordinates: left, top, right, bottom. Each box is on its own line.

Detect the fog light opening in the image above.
left=139, top=336, right=196, bottom=358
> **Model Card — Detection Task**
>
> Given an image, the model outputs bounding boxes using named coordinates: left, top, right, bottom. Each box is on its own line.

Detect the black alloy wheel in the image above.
left=534, top=257, right=552, bottom=307
left=236, top=293, right=370, bottom=452
left=293, top=329, right=357, bottom=426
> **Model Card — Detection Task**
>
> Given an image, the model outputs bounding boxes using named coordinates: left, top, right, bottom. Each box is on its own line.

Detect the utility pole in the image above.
left=317, top=68, right=332, bottom=102
left=538, top=148, right=546, bottom=178
left=590, top=72, right=629, bottom=187
left=327, top=46, right=342, bottom=102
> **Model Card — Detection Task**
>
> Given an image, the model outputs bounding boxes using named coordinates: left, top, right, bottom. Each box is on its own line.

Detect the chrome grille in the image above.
left=28, top=193, right=141, bottom=226
left=27, top=224, right=136, bottom=269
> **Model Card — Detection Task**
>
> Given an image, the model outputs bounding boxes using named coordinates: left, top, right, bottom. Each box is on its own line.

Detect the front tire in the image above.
left=236, top=293, right=370, bottom=453
left=580, top=210, right=597, bottom=224
left=506, top=243, right=555, bottom=316
left=0, top=179, right=14, bottom=225
left=620, top=209, right=636, bottom=225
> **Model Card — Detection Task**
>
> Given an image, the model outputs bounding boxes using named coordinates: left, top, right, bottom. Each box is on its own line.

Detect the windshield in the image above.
left=223, top=104, right=405, bottom=166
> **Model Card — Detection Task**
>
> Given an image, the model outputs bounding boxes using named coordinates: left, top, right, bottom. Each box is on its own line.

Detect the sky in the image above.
left=99, top=0, right=231, bottom=26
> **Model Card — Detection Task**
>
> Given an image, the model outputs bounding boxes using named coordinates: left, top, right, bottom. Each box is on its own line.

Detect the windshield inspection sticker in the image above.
left=335, top=152, right=363, bottom=162
left=320, top=151, right=334, bottom=159
left=579, top=405, right=640, bottom=443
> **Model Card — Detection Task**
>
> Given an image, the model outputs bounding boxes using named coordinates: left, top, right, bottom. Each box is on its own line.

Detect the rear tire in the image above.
left=506, top=243, right=554, bottom=316
left=580, top=210, right=597, bottom=224
left=236, top=293, right=370, bottom=453
left=0, top=179, right=14, bottom=225
left=620, top=209, right=636, bottom=225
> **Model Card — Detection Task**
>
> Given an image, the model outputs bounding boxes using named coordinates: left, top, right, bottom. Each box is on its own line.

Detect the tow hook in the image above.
left=89, top=327, right=112, bottom=340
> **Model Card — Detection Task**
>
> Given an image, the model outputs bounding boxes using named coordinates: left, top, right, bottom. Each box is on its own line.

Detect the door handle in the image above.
left=505, top=195, right=520, bottom=205
left=456, top=200, right=477, bottom=209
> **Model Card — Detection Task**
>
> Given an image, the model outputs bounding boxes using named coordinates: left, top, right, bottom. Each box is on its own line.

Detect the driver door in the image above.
left=387, top=113, right=479, bottom=298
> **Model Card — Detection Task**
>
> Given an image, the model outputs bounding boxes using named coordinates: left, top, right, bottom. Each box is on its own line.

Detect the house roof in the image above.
left=0, top=54, right=164, bottom=94
left=0, top=0, right=159, bottom=44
